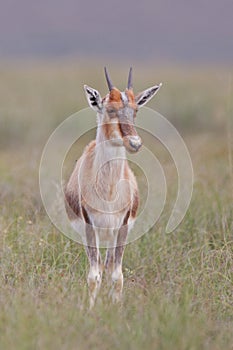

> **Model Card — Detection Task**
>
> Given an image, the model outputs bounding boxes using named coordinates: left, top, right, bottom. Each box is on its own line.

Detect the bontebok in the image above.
left=65, top=68, right=162, bottom=308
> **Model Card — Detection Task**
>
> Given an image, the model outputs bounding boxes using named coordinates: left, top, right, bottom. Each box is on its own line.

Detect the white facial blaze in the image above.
left=120, top=92, right=129, bottom=105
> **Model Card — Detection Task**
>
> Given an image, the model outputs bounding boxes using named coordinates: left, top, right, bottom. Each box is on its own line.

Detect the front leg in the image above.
left=110, top=212, right=130, bottom=303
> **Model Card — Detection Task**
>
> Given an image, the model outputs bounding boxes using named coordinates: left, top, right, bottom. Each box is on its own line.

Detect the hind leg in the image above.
left=85, top=224, right=102, bottom=309
left=104, top=247, right=115, bottom=286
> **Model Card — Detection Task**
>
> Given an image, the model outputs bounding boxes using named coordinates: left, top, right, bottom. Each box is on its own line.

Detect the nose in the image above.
left=129, top=135, right=142, bottom=151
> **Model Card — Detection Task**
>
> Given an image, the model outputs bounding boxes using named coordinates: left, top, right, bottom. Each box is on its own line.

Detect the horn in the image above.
left=104, top=67, right=114, bottom=91
left=127, top=67, right=133, bottom=90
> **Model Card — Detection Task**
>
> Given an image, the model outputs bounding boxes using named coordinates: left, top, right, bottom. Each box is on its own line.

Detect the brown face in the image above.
left=102, top=88, right=142, bottom=153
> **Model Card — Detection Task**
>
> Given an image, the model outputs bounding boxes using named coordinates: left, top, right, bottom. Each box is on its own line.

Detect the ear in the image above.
left=84, top=85, right=103, bottom=111
left=135, top=83, right=162, bottom=108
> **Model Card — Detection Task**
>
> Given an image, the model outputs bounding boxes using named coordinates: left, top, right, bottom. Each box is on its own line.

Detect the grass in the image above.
left=0, top=61, right=233, bottom=349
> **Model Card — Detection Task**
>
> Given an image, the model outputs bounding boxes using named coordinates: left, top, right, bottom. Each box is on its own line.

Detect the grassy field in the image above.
left=0, top=61, right=233, bottom=349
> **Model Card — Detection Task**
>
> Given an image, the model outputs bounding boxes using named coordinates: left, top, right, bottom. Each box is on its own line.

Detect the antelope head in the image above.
left=84, top=68, right=162, bottom=153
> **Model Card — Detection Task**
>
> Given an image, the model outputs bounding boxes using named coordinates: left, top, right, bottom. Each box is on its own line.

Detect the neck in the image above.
left=94, top=124, right=126, bottom=180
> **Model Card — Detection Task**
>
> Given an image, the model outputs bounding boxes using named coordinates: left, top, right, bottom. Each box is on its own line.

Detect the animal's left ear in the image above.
left=135, top=83, right=162, bottom=108
left=84, top=85, right=103, bottom=111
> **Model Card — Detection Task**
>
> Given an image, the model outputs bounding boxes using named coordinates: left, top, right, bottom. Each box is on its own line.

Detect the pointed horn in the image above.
left=104, top=67, right=114, bottom=91
left=127, top=67, right=133, bottom=90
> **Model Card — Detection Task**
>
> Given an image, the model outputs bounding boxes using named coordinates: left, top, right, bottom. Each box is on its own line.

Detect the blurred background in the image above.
left=1, top=0, right=233, bottom=62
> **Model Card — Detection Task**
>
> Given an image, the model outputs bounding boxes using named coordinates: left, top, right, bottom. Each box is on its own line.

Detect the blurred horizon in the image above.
left=0, top=0, right=233, bottom=63
left=0, top=0, right=232, bottom=153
